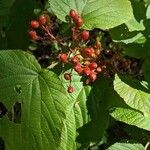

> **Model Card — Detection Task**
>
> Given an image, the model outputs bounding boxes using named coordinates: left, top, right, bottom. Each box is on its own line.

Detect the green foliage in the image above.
left=114, top=75, right=150, bottom=116
left=111, top=108, right=150, bottom=131
left=0, top=50, right=71, bottom=149
left=0, top=118, right=21, bottom=150
left=49, top=0, right=133, bottom=30
left=0, top=0, right=36, bottom=49
left=0, top=0, right=150, bottom=150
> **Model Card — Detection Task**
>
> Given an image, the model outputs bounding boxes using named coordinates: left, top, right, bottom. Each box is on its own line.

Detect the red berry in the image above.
left=74, top=64, right=83, bottom=74
left=72, top=56, right=80, bottom=64
left=64, top=73, right=71, bottom=80
left=28, top=31, right=38, bottom=40
left=89, top=62, right=98, bottom=70
left=81, top=30, right=89, bottom=41
left=76, top=17, right=83, bottom=27
left=73, top=15, right=79, bottom=22
left=30, top=20, right=39, bottom=29
left=89, top=72, right=97, bottom=81
left=39, top=15, right=47, bottom=25
left=68, top=86, right=74, bottom=93
left=83, top=66, right=91, bottom=76
left=84, top=47, right=93, bottom=56
left=70, top=10, right=78, bottom=19
left=59, top=53, right=68, bottom=63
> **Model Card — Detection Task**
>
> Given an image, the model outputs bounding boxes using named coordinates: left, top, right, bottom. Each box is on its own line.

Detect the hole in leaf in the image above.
left=0, top=102, right=7, bottom=118
left=12, top=102, right=21, bottom=123
left=14, top=85, right=22, bottom=95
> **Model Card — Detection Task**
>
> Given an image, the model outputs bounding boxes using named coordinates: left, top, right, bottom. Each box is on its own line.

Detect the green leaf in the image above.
left=111, top=108, right=150, bottom=131
left=49, top=0, right=87, bottom=22
left=49, top=0, right=133, bottom=30
left=125, top=18, right=145, bottom=32
left=146, top=5, right=150, bottom=19
left=113, top=33, right=146, bottom=44
left=76, top=76, right=110, bottom=143
left=0, top=50, right=70, bottom=150
left=58, top=72, right=89, bottom=149
left=124, top=41, right=150, bottom=58
left=0, top=118, right=21, bottom=150
left=107, top=142, right=145, bottom=150
left=114, top=75, right=150, bottom=117
left=123, top=19, right=150, bottom=58
left=58, top=88, right=89, bottom=150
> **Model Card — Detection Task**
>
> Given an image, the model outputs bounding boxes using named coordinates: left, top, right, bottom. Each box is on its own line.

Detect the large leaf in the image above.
left=0, top=50, right=70, bottom=150
left=107, top=142, right=145, bottom=150
left=49, top=0, right=133, bottom=30
left=111, top=107, right=150, bottom=131
left=114, top=75, right=150, bottom=117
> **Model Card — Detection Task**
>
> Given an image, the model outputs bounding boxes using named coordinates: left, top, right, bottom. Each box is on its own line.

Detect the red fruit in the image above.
left=68, top=86, right=74, bottom=93
left=73, top=15, right=79, bottom=22
left=84, top=47, right=93, bottom=56
left=59, top=53, right=68, bottom=62
left=81, top=30, right=89, bottom=41
left=83, top=66, right=91, bottom=76
left=72, top=56, right=80, bottom=64
left=39, top=15, right=47, bottom=25
left=89, top=72, right=97, bottom=81
left=76, top=17, right=83, bottom=27
left=28, top=31, right=38, bottom=40
left=64, top=73, right=71, bottom=80
left=30, top=20, right=39, bottom=29
left=70, top=10, right=78, bottom=19
left=74, top=64, right=83, bottom=74
left=89, top=62, right=98, bottom=70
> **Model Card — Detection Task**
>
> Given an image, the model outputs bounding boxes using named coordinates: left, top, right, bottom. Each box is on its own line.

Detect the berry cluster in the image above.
left=58, top=10, right=106, bottom=93
left=28, top=10, right=115, bottom=94
left=28, top=15, right=49, bottom=41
